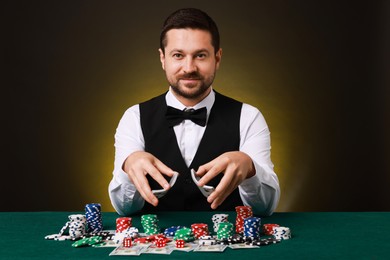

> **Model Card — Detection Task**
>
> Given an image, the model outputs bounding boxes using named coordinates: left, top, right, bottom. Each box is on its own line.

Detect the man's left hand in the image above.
left=196, top=151, right=256, bottom=209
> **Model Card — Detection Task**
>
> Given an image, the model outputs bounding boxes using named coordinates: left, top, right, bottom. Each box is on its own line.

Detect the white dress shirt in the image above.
left=109, top=88, right=280, bottom=216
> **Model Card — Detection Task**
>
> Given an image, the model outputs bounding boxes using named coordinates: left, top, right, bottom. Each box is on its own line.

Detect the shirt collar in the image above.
left=165, top=87, right=215, bottom=118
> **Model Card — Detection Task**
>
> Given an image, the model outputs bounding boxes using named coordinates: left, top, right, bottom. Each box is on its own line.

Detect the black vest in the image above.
left=139, top=91, right=243, bottom=212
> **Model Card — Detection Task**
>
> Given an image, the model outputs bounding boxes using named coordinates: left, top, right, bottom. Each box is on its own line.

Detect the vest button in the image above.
left=185, top=178, right=192, bottom=184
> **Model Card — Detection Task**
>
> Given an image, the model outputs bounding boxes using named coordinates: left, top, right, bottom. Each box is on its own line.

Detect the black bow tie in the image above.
left=165, top=106, right=207, bottom=127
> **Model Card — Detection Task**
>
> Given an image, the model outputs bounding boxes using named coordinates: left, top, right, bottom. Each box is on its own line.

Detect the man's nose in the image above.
left=183, top=57, right=196, bottom=73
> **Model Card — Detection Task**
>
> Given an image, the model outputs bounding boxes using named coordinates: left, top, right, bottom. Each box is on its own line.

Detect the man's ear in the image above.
left=159, top=48, right=165, bottom=70
left=215, top=48, right=222, bottom=70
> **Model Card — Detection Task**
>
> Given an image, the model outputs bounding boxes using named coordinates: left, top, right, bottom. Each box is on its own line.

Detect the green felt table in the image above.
left=0, top=211, right=389, bottom=259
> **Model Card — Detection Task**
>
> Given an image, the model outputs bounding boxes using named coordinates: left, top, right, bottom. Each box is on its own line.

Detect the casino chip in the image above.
left=246, top=237, right=281, bottom=246
left=141, top=214, right=160, bottom=235
left=174, top=227, right=195, bottom=242
left=235, top=206, right=253, bottom=234
left=72, top=236, right=102, bottom=247
left=45, top=234, right=60, bottom=240
left=116, top=217, right=132, bottom=233
left=164, top=226, right=185, bottom=237
left=273, top=226, right=292, bottom=240
left=217, top=222, right=234, bottom=240
left=45, top=214, right=87, bottom=241
left=243, top=217, right=261, bottom=241
left=68, top=214, right=87, bottom=240
left=80, top=231, right=113, bottom=241
left=231, top=234, right=245, bottom=243
left=212, top=214, right=229, bottom=233
left=263, top=224, right=280, bottom=235
left=191, top=223, right=209, bottom=239
left=198, top=235, right=216, bottom=245
left=85, top=203, right=103, bottom=233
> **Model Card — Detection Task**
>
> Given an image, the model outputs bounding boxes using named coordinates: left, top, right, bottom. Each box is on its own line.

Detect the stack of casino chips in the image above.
left=116, top=217, right=132, bottom=233
left=114, top=226, right=139, bottom=244
left=235, top=206, right=253, bottom=234
left=243, top=217, right=261, bottom=241
left=71, top=236, right=102, bottom=247
left=85, top=203, right=103, bottom=233
left=123, top=227, right=139, bottom=239
left=191, top=223, right=209, bottom=239
left=211, top=214, right=229, bottom=233
left=68, top=214, right=87, bottom=240
left=263, top=224, right=279, bottom=235
left=273, top=226, right=292, bottom=240
left=174, top=227, right=195, bottom=242
left=164, top=226, right=185, bottom=237
left=141, top=214, right=160, bottom=235
left=45, top=214, right=87, bottom=241
left=216, top=222, right=234, bottom=240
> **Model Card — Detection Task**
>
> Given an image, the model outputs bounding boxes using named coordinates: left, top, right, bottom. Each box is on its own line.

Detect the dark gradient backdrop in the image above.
left=3, top=0, right=389, bottom=212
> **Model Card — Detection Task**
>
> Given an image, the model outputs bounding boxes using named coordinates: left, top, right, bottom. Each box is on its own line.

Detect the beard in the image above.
left=168, top=71, right=215, bottom=100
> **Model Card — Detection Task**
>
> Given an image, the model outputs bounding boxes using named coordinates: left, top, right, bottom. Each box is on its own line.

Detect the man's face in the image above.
left=159, top=29, right=222, bottom=103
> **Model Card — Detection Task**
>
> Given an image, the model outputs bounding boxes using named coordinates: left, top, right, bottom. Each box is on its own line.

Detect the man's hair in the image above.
left=160, top=8, right=220, bottom=54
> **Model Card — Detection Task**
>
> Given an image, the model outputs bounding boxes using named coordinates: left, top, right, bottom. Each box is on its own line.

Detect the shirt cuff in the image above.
left=239, top=160, right=263, bottom=191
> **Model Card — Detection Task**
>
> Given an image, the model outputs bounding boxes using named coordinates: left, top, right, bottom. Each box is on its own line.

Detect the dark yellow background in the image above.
left=3, top=0, right=389, bottom=212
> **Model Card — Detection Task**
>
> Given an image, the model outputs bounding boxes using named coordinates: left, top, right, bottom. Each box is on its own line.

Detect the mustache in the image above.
left=179, top=72, right=202, bottom=79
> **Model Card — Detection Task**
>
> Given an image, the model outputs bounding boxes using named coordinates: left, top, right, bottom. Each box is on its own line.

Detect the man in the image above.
left=109, top=8, right=280, bottom=216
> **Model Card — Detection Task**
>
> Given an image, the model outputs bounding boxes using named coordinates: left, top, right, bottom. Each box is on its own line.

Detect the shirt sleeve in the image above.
left=108, top=105, right=145, bottom=216
left=238, top=104, right=280, bottom=216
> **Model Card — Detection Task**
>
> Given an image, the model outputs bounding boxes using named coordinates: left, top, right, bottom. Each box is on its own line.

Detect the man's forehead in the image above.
left=165, top=28, right=213, bottom=50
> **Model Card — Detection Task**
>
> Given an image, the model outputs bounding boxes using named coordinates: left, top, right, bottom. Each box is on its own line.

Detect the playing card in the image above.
left=190, top=169, right=215, bottom=197
left=152, top=172, right=179, bottom=198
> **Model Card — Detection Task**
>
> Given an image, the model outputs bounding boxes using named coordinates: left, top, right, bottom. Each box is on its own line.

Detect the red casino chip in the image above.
left=116, top=217, right=132, bottom=233
left=263, top=224, right=280, bottom=235
left=191, top=223, right=209, bottom=239
left=134, top=237, right=148, bottom=244
left=235, top=206, right=253, bottom=233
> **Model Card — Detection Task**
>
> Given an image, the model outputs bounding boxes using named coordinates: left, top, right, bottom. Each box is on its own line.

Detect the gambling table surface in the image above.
left=1, top=211, right=389, bottom=259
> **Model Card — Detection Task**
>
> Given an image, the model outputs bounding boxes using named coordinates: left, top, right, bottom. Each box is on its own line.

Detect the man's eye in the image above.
left=173, top=53, right=183, bottom=58
left=197, top=54, right=206, bottom=58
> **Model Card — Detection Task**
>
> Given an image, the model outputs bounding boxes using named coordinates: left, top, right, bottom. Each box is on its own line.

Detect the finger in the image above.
left=198, top=163, right=226, bottom=186
left=196, top=161, right=213, bottom=177
left=154, top=159, right=176, bottom=177
left=207, top=169, right=235, bottom=202
left=130, top=171, right=158, bottom=206
left=208, top=169, right=241, bottom=208
left=210, top=178, right=239, bottom=209
left=144, top=164, right=171, bottom=190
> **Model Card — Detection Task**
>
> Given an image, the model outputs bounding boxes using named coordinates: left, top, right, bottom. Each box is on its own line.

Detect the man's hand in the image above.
left=123, top=151, right=176, bottom=207
left=196, top=151, right=256, bottom=209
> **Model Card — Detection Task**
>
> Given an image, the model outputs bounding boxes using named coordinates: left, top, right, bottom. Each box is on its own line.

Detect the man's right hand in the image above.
left=122, top=151, right=176, bottom=206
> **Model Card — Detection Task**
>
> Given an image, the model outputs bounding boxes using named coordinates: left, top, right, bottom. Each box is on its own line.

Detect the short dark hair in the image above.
left=160, top=8, right=220, bottom=54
